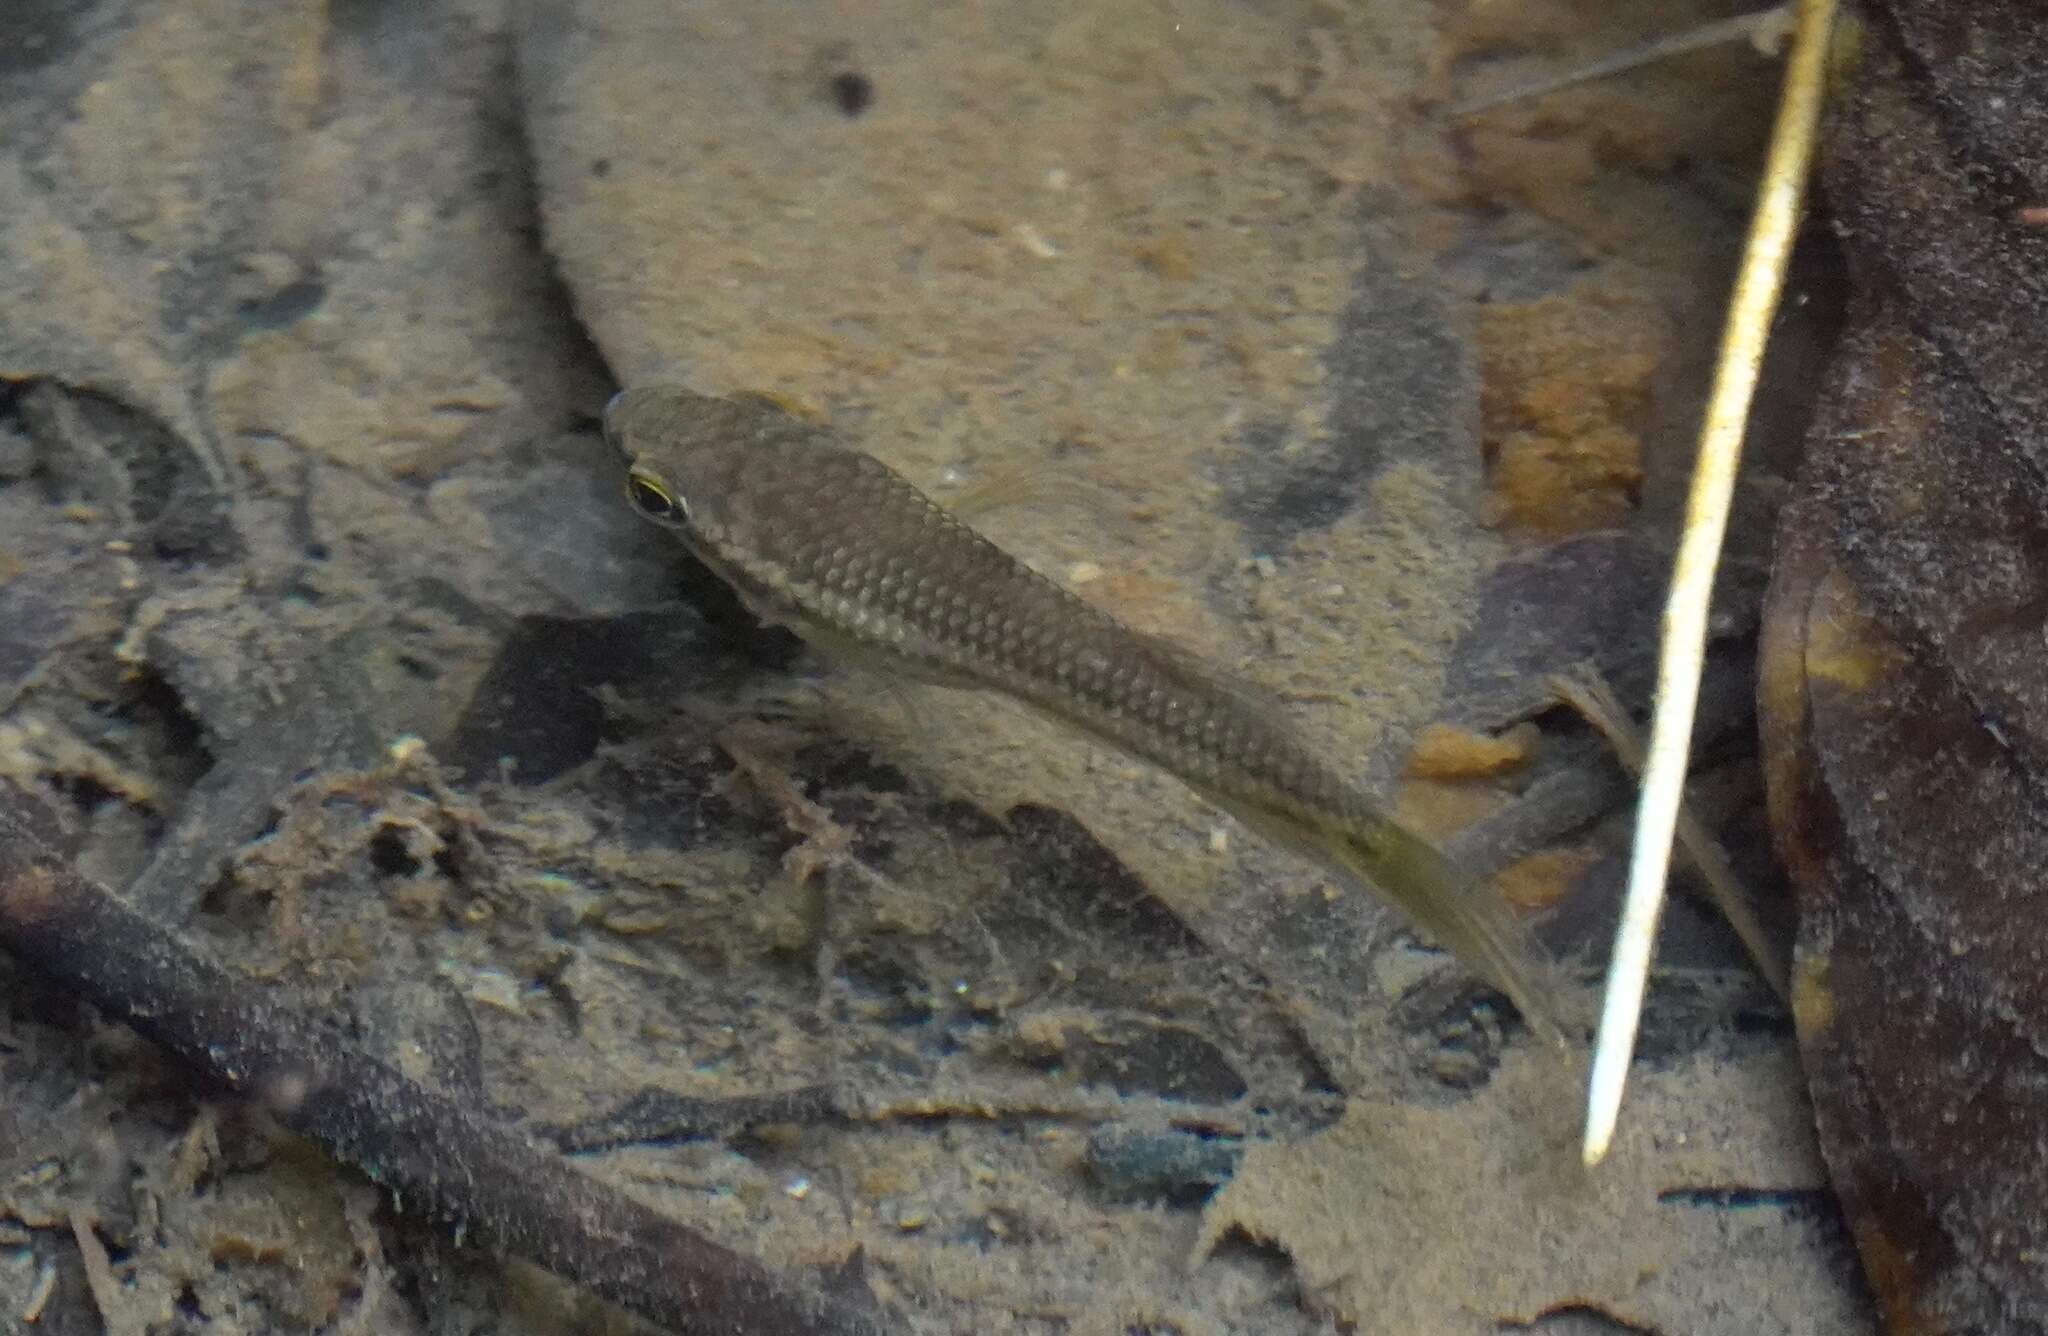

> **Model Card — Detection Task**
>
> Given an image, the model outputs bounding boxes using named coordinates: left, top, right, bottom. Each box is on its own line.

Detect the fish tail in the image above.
left=1329, top=817, right=1568, bottom=1045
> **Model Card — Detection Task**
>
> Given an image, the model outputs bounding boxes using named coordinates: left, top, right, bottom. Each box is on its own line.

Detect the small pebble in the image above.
left=1084, top=1126, right=1242, bottom=1203
left=463, top=968, right=525, bottom=1017
left=16, top=1161, right=59, bottom=1189
left=22, top=1260, right=57, bottom=1322
left=597, top=904, right=673, bottom=936
left=1013, top=222, right=1059, bottom=258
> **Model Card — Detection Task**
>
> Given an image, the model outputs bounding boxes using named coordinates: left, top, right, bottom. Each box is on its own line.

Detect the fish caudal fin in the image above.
left=1332, top=817, right=1569, bottom=1045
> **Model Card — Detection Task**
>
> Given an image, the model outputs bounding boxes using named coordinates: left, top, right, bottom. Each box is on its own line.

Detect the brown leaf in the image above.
left=1758, top=4, right=2048, bottom=1329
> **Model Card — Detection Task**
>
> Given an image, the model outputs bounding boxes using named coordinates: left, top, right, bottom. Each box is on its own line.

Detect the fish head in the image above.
left=603, top=385, right=820, bottom=556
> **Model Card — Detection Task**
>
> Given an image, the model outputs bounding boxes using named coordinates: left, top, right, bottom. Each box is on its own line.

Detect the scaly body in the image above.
left=604, top=386, right=1560, bottom=1035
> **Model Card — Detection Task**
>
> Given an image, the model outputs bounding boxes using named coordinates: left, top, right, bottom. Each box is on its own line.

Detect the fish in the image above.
left=603, top=385, right=1563, bottom=1038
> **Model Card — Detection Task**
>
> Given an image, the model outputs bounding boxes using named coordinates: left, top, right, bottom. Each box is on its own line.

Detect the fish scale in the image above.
left=603, top=385, right=1562, bottom=1037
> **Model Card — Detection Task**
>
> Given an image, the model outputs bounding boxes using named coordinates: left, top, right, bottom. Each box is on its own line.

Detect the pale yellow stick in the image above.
left=1584, top=0, right=1838, bottom=1168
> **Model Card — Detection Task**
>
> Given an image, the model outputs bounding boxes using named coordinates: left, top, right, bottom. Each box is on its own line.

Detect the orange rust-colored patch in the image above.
left=1086, top=569, right=1212, bottom=645
left=1790, top=952, right=1835, bottom=1038
left=1476, top=287, right=1668, bottom=535
left=1392, top=778, right=1499, bottom=840
left=1854, top=1222, right=1941, bottom=1336
left=1804, top=569, right=1910, bottom=694
left=1487, top=425, right=1644, bottom=532
left=1402, top=721, right=1538, bottom=780
left=1459, top=125, right=1601, bottom=213
left=0, top=862, right=66, bottom=922
left=1132, top=232, right=1198, bottom=282
left=1756, top=554, right=1816, bottom=826
left=1492, top=846, right=1598, bottom=910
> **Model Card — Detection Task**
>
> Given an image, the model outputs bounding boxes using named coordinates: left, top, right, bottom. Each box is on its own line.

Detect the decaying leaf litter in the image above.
left=0, top=1, right=1870, bottom=1332
left=1757, top=1, right=2048, bottom=1327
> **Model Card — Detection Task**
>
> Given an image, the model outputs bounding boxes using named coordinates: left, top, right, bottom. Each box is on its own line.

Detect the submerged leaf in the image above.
left=1759, top=3, right=2048, bottom=1327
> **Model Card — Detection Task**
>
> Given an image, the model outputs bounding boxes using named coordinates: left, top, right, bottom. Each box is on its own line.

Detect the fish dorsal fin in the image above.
left=729, top=388, right=827, bottom=423
left=941, top=461, right=1111, bottom=525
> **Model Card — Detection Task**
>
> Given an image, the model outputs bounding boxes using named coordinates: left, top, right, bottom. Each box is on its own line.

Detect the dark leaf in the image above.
left=1759, top=4, right=2048, bottom=1329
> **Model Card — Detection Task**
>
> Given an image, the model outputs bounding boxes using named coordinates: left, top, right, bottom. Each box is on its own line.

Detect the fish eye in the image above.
left=627, top=471, right=688, bottom=524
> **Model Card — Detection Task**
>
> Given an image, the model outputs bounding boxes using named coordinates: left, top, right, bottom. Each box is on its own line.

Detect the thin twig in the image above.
left=69, top=1210, right=136, bottom=1336
left=0, top=789, right=895, bottom=1336
left=1585, top=0, right=1838, bottom=1167
left=1444, top=5, right=1795, bottom=119
left=718, top=722, right=888, bottom=890
left=1547, top=668, right=1789, bottom=1001
left=542, top=1084, right=842, bottom=1155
